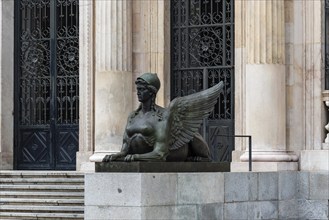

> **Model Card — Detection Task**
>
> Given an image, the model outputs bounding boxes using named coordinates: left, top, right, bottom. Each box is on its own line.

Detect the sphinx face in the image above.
left=136, top=85, right=152, bottom=103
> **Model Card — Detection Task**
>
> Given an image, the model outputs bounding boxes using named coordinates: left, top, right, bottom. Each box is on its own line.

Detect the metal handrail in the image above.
left=215, top=135, right=252, bottom=171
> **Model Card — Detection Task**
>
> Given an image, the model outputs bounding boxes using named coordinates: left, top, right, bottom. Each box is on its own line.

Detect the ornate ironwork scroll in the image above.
left=15, top=0, right=79, bottom=170
left=171, top=0, right=234, bottom=161
left=324, top=0, right=329, bottom=90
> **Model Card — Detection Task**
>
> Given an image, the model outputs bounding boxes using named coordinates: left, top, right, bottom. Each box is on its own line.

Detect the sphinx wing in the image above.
left=167, top=81, right=224, bottom=151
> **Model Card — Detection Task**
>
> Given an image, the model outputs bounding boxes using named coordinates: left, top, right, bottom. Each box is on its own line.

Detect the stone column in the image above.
left=299, top=0, right=328, bottom=171
left=132, top=0, right=171, bottom=108
left=89, top=0, right=133, bottom=163
left=232, top=0, right=298, bottom=171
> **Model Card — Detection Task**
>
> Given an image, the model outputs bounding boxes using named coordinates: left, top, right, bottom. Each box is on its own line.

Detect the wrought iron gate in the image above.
left=171, top=0, right=234, bottom=161
left=14, top=0, right=79, bottom=170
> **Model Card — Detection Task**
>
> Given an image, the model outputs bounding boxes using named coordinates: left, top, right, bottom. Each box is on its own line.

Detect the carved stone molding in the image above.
left=78, top=0, right=94, bottom=163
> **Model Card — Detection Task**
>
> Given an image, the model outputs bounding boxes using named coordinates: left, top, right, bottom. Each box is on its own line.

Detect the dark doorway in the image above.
left=171, top=0, right=234, bottom=162
left=14, top=0, right=79, bottom=170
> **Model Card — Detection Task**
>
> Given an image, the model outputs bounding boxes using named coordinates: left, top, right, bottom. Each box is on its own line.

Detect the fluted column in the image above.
left=246, top=0, right=285, bottom=65
left=132, top=0, right=170, bottom=108
left=95, top=0, right=132, bottom=73
left=90, top=0, right=133, bottom=163
left=235, top=0, right=298, bottom=171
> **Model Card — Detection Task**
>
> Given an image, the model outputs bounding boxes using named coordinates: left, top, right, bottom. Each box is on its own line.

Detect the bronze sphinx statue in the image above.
left=103, top=73, right=224, bottom=162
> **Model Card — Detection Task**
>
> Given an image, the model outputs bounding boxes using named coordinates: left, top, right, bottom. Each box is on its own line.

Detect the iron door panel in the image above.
left=207, top=120, right=234, bottom=162
left=14, top=0, right=79, bottom=170
left=54, top=127, right=79, bottom=170
left=16, top=128, right=52, bottom=170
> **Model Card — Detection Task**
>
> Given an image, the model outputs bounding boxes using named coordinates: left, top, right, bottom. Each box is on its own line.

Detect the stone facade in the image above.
left=0, top=0, right=327, bottom=172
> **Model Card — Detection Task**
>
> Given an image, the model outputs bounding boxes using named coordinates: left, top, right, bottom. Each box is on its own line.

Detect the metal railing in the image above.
left=216, top=135, right=252, bottom=171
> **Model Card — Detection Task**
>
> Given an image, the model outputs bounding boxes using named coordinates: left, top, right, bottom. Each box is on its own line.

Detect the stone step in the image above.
left=0, top=184, right=84, bottom=191
left=0, top=205, right=84, bottom=213
left=0, top=191, right=84, bottom=199
left=0, top=178, right=84, bottom=185
left=0, top=171, right=85, bottom=219
left=0, top=212, right=84, bottom=220
left=0, top=171, right=84, bottom=179
left=0, top=198, right=84, bottom=206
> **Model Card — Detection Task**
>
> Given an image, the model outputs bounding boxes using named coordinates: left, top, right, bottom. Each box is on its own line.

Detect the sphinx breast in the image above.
left=126, top=122, right=154, bottom=137
left=128, top=133, right=155, bottom=154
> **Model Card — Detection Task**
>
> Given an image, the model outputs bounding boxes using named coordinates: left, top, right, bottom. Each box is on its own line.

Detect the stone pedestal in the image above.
left=85, top=172, right=225, bottom=220
left=85, top=172, right=329, bottom=220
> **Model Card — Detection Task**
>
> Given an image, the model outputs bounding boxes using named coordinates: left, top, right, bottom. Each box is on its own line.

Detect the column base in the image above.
left=0, top=152, right=13, bottom=170
left=76, top=151, right=94, bottom=172
left=240, top=151, right=298, bottom=162
left=322, top=143, right=329, bottom=150
left=231, top=150, right=245, bottom=162
left=0, top=152, right=14, bottom=170
left=300, top=150, right=329, bottom=171
left=231, top=161, right=298, bottom=172
left=231, top=151, right=299, bottom=172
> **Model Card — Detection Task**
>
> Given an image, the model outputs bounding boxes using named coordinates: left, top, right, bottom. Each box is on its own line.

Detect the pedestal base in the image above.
left=96, top=162, right=230, bottom=172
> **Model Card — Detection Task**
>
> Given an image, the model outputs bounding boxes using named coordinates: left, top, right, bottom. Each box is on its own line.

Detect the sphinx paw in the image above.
left=103, top=155, right=111, bottom=162
left=124, top=154, right=135, bottom=162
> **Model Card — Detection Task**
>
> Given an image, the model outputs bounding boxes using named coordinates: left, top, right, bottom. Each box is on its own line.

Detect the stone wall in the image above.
left=85, top=171, right=328, bottom=220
